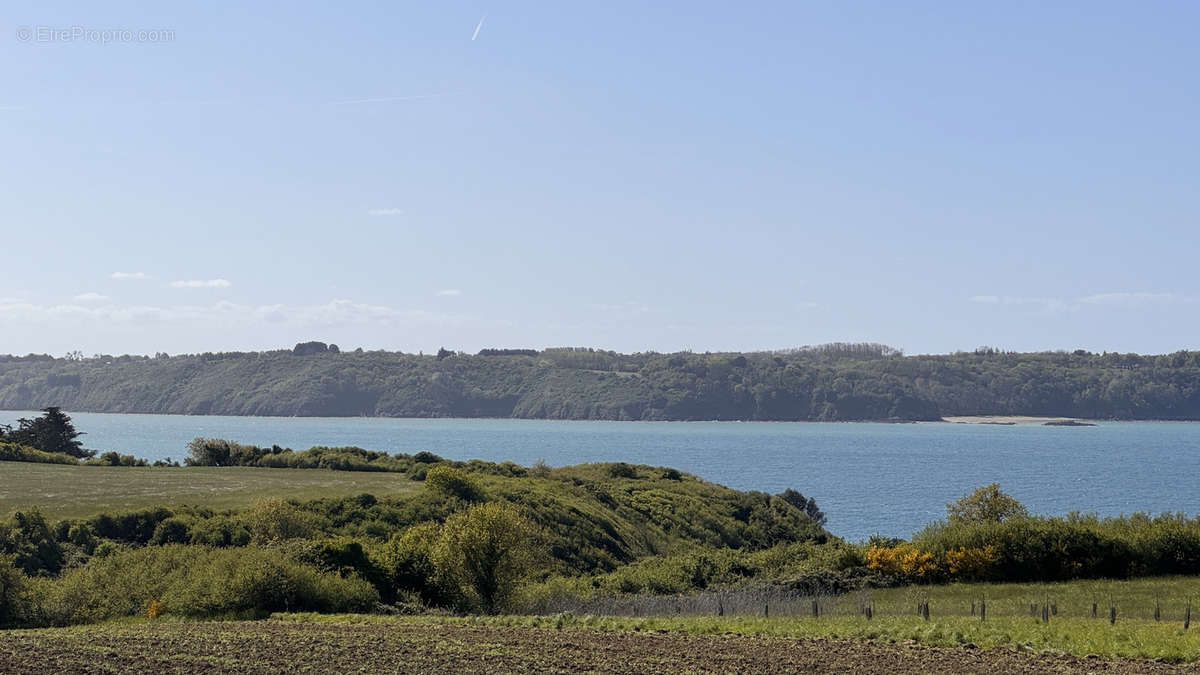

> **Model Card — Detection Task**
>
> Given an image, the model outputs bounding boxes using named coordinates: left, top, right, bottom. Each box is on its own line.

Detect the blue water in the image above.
left=2, top=411, right=1197, bottom=542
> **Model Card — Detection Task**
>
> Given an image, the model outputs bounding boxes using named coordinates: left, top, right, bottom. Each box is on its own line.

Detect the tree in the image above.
left=777, top=488, right=827, bottom=527
left=431, top=502, right=539, bottom=613
left=947, top=484, right=1029, bottom=524
left=292, top=341, right=330, bottom=356
left=5, top=407, right=92, bottom=458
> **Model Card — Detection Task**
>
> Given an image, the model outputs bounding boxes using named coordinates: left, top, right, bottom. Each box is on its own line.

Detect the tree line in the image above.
left=3, top=345, right=1200, bottom=420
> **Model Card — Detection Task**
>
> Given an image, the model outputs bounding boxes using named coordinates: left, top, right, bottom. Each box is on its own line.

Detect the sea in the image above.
left=2, top=411, right=1195, bottom=542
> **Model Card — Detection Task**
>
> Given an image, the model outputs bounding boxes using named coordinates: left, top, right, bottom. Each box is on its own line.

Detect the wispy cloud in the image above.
left=329, top=94, right=445, bottom=106
left=111, top=271, right=149, bottom=280
left=972, top=292, right=1193, bottom=313
left=367, top=208, right=404, bottom=216
left=0, top=298, right=469, bottom=330
left=969, top=295, right=1074, bottom=313
left=436, top=289, right=462, bottom=297
left=1079, top=292, right=1193, bottom=307
left=73, top=292, right=109, bottom=303
left=472, top=15, right=486, bottom=41
left=170, top=279, right=232, bottom=289
left=594, top=302, right=651, bottom=315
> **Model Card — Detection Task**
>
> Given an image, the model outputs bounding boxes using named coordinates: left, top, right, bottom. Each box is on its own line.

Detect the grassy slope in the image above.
left=0, top=463, right=418, bottom=519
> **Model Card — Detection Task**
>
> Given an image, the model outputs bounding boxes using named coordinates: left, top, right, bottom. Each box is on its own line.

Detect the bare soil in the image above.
left=0, top=619, right=1193, bottom=674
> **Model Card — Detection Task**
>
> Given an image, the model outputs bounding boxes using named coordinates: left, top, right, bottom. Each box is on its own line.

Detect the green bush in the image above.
left=0, top=442, right=78, bottom=465
left=150, top=518, right=191, bottom=545
left=88, top=507, right=174, bottom=544
left=0, top=554, right=31, bottom=627
left=0, top=511, right=64, bottom=576
left=32, top=545, right=377, bottom=626
left=187, top=517, right=251, bottom=548
left=432, top=501, right=540, bottom=613
left=606, top=462, right=638, bottom=479
left=241, top=499, right=327, bottom=543
left=424, top=465, right=487, bottom=502
left=86, top=452, right=148, bottom=467
left=375, top=523, right=457, bottom=608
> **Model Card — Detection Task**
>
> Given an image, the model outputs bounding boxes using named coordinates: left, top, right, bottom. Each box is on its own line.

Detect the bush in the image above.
left=375, top=523, right=458, bottom=608
left=0, top=511, right=64, bottom=576
left=433, top=502, right=540, bottom=613
left=150, top=518, right=191, bottom=545
left=0, top=442, right=78, bottom=465
left=242, top=499, right=326, bottom=543
left=424, top=465, right=487, bottom=502
left=34, top=545, right=377, bottom=626
left=88, top=508, right=174, bottom=544
left=188, top=517, right=251, bottom=548
left=0, top=554, right=31, bottom=627
left=606, top=463, right=638, bottom=479
left=86, top=451, right=148, bottom=467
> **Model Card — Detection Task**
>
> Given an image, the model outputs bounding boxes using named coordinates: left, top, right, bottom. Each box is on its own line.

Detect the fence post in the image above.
left=1186, top=599, right=1191, bottom=630
left=1109, top=605, right=1117, bottom=625
left=980, top=598, right=986, bottom=622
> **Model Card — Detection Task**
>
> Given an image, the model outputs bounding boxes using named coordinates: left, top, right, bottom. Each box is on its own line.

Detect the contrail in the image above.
left=472, top=14, right=486, bottom=41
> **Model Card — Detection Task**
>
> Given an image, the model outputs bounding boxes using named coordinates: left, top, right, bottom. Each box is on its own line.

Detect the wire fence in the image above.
left=525, top=586, right=1195, bottom=627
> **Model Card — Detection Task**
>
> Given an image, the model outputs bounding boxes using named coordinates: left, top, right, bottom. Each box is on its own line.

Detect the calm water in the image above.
left=3, top=411, right=1197, bottom=541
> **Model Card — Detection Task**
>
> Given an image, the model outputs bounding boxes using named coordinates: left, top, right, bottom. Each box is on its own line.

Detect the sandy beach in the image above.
left=940, top=415, right=1083, bottom=424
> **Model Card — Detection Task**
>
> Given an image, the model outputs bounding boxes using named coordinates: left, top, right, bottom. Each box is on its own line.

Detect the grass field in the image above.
left=0, top=615, right=1190, bottom=674
left=523, top=576, right=1200, bottom=662
left=0, top=463, right=419, bottom=519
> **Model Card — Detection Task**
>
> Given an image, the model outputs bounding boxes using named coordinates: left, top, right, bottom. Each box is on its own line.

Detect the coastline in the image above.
left=940, top=415, right=1083, bottom=424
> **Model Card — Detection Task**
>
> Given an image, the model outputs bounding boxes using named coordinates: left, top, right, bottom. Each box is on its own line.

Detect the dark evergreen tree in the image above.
left=7, top=407, right=92, bottom=458
left=778, top=488, right=827, bottom=527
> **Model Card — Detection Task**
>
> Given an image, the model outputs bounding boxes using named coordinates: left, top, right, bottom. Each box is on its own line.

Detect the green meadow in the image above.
left=0, top=462, right=418, bottom=520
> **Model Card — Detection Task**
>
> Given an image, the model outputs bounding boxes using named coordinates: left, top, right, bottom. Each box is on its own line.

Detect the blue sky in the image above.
left=3, top=2, right=1200, bottom=356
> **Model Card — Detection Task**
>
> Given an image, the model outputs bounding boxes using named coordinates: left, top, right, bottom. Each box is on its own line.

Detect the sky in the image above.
left=3, top=1, right=1200, bottom=357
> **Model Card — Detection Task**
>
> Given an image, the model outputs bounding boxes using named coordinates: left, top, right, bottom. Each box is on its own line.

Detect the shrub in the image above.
left=86, top=452, right=148, bottom=467
left=88, top=508, right=174, bottom=544
left=943, top=545, right=1000, bottom=581
left=188, top=517, right=251, bottom=548
left=606, top=463, right=638, bottom=479
left=241, top=499, right=326, bottom=543
left=864, top=543, right=937, bottom=582
left=0, top=442, right=78, bottom=465
left=947, top=484, right=1029, bottom=524
left=150, top=518, right=191, bottom=545
left=424, top=465, right=487, bottom=502
left=0, top=554, right=30, bottom=627
left=0, top=511, right=64, bottom=576
left=35, top=545, right=377, bottom=626
left=432, top=502, right=540, bottom=613
left=375, top=523, right=457, bottom=607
